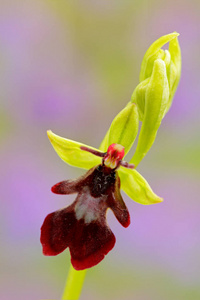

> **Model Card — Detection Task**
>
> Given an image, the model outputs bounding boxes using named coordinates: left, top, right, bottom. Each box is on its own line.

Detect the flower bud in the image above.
left=130, top=33, right=181, bottom=166
left=131, top=78, right=150, bottom=121
left=130, top=59, right=169, bottom=166
left=139, top=32, right=181, bottom=115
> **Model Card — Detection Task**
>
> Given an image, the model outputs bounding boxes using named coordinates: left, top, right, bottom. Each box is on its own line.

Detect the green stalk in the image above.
left=61, top=264, right=86, bottom=300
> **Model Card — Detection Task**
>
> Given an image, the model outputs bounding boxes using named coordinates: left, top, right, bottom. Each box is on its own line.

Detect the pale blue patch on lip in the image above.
left=74, top=186, right=107, bottom=224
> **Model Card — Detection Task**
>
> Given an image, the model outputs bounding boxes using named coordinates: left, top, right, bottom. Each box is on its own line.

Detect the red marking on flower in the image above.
left=107, top=144, right=125, bottom=160
left=104, top=144, right=125, bottom=169
left=80, top=143, right=134, bottom=170
left=40, top=164, right=130, bottom=270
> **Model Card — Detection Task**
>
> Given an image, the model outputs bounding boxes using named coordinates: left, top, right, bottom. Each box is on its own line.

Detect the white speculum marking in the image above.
left=75, top=186, right=106, bottom=224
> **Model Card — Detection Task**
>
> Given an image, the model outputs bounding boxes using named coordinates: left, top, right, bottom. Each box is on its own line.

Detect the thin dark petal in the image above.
left=51, top=180, right=79, bottom=194
left=70, top=220, right=116, bottom=270
left=80, top=146, right=105, bottom=157
left=40, top=204, right=76, bottom=255
left=120, top=161, right=135, bottom=169
left=107, top=174, right=130, bottom=228
left=51, top=167, right=96, bottom=194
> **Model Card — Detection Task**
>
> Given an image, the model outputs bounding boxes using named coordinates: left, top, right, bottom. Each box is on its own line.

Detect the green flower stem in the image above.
left=62, top=264, right=86, bottom=300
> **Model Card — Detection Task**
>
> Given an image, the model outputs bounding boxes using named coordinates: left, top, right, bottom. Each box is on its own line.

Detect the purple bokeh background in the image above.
left=0, top=1, right=200, bottom=299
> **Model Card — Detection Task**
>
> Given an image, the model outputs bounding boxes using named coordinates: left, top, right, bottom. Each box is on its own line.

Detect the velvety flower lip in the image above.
left=40, top=150, right=131, bottom=270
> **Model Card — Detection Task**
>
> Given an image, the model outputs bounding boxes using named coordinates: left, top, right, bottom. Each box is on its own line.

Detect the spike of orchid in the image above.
left=40, top=32, right=181, bottom=276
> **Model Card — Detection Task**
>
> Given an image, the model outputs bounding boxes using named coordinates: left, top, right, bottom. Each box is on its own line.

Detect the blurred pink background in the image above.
left=0, top=1, right=200, bottom=299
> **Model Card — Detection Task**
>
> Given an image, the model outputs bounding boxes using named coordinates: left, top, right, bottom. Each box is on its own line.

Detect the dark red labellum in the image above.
left=40, top=165, right=130, bottom=270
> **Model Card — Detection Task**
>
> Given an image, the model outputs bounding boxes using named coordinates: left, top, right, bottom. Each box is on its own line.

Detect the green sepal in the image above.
left=119, top=167, right=163, bottom=205
left=47, top=130, right=101, bottom=170
left=140, top=32, right=179, bottom=82
left=99, top=103, right=139, bottom=156
left=107, top=103, right=139, bottom=155
left=130, top=59, right=169, bottom=166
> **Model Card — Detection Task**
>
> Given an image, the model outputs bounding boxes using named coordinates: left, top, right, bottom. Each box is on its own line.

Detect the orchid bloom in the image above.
left=40, top=32, right=181, bottom=271
left=41, top=143, right=134, bottom=270
left=40, top=132, right=162, bottom=270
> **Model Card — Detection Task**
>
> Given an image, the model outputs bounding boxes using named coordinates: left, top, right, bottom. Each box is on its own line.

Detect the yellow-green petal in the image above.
left=107, top=103, right=139, bottom=155
left=130, top=59, right=169, bottom=166
left=47, top=130, right=101, bottom=170
left=119, top=168, right=163, bottom=205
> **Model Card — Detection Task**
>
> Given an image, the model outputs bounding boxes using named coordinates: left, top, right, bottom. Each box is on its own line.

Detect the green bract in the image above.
left=47, top=32, right=181, bottom=206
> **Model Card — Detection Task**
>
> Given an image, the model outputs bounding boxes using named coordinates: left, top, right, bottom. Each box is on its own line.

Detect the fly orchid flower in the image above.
left=40, top=104, right=161, bottom=271
left=40, top=32, right=181, bottom=271
left=41, top=143, right=134, bottom=270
